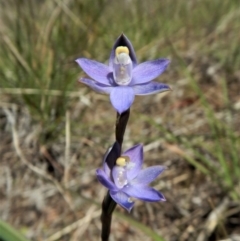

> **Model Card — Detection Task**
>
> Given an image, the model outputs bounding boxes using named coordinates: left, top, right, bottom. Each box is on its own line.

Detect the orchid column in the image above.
left=76, top=34, right=170, bottom=241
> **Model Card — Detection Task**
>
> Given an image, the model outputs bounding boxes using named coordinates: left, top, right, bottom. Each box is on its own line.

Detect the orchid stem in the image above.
left=116, top=109, right=130, bottom=148
left=101, top=109, right=130, bottom=241
left=101, top=192, right=117, bottom=241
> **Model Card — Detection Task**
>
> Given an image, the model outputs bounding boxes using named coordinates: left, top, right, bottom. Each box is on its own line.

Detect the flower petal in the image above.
left=110, top=190, right=134, bottom=212
left=103, top=162, right=111, bottom=179
left=123, top=185, right=166, bottom=202
left=96, top=169, right=118, bottom=191
left=109, top=34, right=137, bottom=69
left=76, top=58, right=112, bottom=85
left=79, top=78, right=113, bottom=94
left=131, top=59, right=170, bottom=85
left=110, top=86, right=134, bottom=114
left=133, top=82, right=171, bottom=95
left=103, top=141, right=121, bottom=171
left=131, top=166, right=166, bottom=185
left=122, top=144, right=143, bottom=181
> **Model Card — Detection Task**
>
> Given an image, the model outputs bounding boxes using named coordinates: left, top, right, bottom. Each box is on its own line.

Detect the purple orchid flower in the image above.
left=96, top=144, right=166, bottom=212
left=76, top=34, right=170, bottom=114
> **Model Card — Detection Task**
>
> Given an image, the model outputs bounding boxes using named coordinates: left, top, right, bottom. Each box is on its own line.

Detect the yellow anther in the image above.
left=115, top=46, right=129, bottom=56
left=116, top=156, right=130, bottom=166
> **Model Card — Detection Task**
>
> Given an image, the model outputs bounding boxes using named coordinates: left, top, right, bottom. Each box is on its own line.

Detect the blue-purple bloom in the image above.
left=96, top=144, right=166, bottom=212
left=76, top=34, right=170, bottom=114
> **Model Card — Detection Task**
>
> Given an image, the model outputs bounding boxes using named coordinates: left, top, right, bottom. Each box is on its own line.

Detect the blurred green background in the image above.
left=0, top=0, right=239, bottom=241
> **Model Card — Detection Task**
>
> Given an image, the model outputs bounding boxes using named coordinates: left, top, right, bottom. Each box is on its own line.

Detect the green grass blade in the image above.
left=0, top=219, right=30, bottom=241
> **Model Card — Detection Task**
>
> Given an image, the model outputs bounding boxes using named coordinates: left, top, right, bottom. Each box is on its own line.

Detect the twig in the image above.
left=2, top=166, right=12, bottom=220
left=196, top=197, right=230, bottom=241
left=0, top=87, right=84, bottom=98
left=219, top=235, right=240, bottom=241
left=46, top=206, right=101, bottom=241
left=3, top=107, right=75, bottom=212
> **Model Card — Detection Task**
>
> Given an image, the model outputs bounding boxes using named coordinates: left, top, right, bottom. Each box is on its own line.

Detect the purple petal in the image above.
left=131, top=166, right=166, bottom=185
left=79, top=78, right=113, bottom=94
left=123, top=185, right=166, bottom=202
left=103, top=141, right=121, bottom=171
left=131, top=59, right=170, bottom=85
left=109, top=86, right=134, bottom=114
left=96, top=169, right=118, bottom=191
left=109, top=34, right=137, bottom=69
left=103, top=162, right=111, bottom=179
left=133, top=82, right=171, bottom=95
left=123, top=144, right=143, bottom=181
left=76, top=58, right=112, bottom=85
left=110, top=190, right=134, bottom=212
